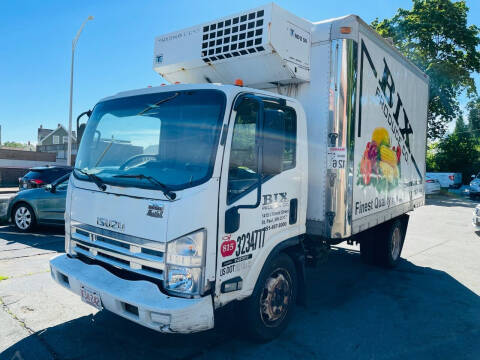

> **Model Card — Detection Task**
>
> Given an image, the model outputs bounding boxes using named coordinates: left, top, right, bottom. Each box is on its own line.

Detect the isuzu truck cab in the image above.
left=50, top=3, right=428, bottom=340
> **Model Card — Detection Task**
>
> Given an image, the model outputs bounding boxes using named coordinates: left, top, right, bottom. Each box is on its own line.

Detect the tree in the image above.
left=372, top=0, right=480, bottom=140
left=432, top=129, right=480, bottom=182
left=2, top=141, right=24, bottom=148
left=426, top=142, right=439, bottom=171
left=467, top=97, right=480, bottom=134
left=454, top=113, right=468, bottom=133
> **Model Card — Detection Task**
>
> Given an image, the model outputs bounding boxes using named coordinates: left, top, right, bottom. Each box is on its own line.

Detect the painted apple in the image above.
left=221, top=239, right=236, bottom=257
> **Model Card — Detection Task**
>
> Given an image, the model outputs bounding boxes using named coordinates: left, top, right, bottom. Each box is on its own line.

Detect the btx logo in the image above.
left=262, top=192, right=287, bottom=205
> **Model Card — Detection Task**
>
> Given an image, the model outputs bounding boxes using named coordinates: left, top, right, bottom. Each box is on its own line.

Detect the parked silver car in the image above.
left=425, top=175, right=441, bottom=195
left=8, top=174, right=69, bottom=231
left=470, top=174, right=480, bottom=199
left=473, top=205, right=480, bottom=231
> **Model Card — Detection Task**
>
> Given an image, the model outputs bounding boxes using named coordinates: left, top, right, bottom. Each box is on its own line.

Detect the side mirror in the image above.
left=78, top=123, right=86, bottom=145
left=76, top=109, right=92, bottom=146
left=472, top=175, right=476, bottom=179
left=262, top=109, right=286, bottom=176
left=45, top=184, right=55, bottom=193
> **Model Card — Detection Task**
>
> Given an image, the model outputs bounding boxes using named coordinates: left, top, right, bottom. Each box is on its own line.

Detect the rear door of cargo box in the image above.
left=352, top=26, right=428, bottom=234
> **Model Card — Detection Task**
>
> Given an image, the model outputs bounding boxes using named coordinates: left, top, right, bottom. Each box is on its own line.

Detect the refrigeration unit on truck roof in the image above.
left=153, top=3, right=312, bottom=87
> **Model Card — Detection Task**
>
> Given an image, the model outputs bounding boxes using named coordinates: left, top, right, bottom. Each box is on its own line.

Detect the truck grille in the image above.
left=70, top=223, right=165, bottom=281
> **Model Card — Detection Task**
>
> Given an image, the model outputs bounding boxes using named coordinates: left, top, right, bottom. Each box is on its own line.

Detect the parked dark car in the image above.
left=18, top=166, right=72, bottom=191
left=9, top=173, right=69, bottom=231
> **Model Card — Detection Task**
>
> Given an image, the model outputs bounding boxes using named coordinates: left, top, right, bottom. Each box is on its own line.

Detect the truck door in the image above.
left=216, top=94, right=303, bottom=298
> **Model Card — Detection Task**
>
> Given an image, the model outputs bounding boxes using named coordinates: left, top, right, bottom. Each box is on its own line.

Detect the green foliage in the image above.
left=454, top=114, right=468, bottom=133
left=429, top=130, right=480, bottom=183
left=467, top=97, right=480, bottom=133
left=425, top=142, right=439, bottom=171
left=2, top=141, right=24, bottom=148
left=372, top=0, right=480, bottom=140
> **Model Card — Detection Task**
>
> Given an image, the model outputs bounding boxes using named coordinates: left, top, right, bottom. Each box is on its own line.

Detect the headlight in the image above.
left=476, top=207, right=480, bottom=216
left=165, top=229, right=206, bottom=296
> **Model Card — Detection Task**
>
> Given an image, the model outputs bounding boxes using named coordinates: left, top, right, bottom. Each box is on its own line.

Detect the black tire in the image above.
left=241, top=253, right=297, bottom=342
left=376, top=219, right=404, bottom=268
left=12, top=203, right=36, bottom=232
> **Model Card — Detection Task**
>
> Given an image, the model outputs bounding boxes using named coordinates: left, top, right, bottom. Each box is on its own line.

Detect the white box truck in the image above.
left=426, top=172, right=462, bottom=188
left=50, top=3, right=428, bottom=340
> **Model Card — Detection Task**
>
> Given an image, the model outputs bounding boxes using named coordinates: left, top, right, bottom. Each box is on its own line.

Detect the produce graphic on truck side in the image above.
left=358, top=127, right=402, bottom=191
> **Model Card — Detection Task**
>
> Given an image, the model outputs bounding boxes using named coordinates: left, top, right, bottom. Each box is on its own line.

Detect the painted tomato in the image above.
left=360, top=156, right=372, bottom=185
left=221, top=239, right=236, bottom=257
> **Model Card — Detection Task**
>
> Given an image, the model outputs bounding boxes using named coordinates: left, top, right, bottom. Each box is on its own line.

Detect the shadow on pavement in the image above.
left=2, top=246, right=480, bottom=360
left=0, top=225, right=64, bottom=253
left=426, top=194, right=476, bottom=208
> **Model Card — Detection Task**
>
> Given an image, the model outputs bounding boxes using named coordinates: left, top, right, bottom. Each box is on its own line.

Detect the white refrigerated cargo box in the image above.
left=152, top=5, right=429, bottom=239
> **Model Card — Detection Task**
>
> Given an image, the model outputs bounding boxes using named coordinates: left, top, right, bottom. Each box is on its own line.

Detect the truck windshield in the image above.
left=74, top=89, right=226, bottom=191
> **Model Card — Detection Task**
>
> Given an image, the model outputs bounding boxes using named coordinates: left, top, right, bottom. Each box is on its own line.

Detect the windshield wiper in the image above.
left=137, top=92, right=180, bottom=116
left=113, top=173, right=176, bottom=200
left=74, top=168, right=107, bottom=191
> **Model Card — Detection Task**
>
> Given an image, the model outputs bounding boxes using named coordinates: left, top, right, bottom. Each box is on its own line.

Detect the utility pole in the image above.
left=67, top=15, right=93, bottom=165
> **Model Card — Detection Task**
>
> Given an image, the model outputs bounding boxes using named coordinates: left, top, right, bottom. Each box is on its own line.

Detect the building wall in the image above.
left=0, top=149, right=58, bottom=187
left=0, top=168, right=29, bottom=187
left=0, top=149, right=56, bottom=162
left=36, top=143, right=77, bottom=160
left=42, top=128, right=70, bottom=145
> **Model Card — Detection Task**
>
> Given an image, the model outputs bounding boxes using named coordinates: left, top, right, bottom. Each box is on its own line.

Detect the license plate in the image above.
left=80, top=285, right=102, bottom=310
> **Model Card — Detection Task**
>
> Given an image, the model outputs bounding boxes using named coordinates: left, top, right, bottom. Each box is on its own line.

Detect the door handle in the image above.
left=289, top=198, right=298, bottom=225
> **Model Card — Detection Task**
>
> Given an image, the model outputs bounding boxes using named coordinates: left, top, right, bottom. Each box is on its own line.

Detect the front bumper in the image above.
left=470, top=185, right=480, bottom=195
left=473, top=214, right=480, bottom=231
left=50, top=254, right=214, bottom=333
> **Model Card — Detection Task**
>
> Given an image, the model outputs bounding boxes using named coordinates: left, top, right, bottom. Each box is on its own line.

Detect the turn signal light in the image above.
left=340, top=27, right=352, bottom=34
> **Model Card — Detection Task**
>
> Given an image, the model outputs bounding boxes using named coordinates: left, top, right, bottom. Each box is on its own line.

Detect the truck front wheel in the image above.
left=242, top=253, right=297, bottom=342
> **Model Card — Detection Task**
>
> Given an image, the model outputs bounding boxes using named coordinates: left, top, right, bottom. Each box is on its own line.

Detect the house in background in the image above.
left=36, top=124, right=77, bottom=163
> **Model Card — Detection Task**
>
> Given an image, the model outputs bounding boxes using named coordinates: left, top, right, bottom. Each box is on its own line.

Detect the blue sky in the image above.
left=0, top=0, right=478, bottom=143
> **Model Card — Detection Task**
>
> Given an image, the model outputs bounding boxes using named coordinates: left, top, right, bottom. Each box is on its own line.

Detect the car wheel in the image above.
left=241, top=253, right=297, bottom=342
left=12, top=203, right=36, bottom=232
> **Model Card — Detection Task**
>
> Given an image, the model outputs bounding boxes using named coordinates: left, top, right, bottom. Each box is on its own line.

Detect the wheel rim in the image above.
left=259, top=268, right=292, bottom=327
left=15, top=207, right=32, bottom=230
left=391, top=227, right=402, bottom=260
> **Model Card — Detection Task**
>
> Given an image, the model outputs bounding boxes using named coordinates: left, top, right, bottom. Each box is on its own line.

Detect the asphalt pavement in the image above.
left=0, top=195, right=479, bottom=360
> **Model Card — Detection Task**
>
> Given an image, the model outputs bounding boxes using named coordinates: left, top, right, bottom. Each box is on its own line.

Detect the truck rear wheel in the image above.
left=242, top=253, right=297, bottom=342
left=360, top=219, right=405, bottom=268
left=378, top=219, right=404, bottom=268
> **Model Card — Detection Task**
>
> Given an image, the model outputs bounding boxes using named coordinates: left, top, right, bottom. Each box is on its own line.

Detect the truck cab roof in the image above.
left=99, top=83, right=298, bottom=104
